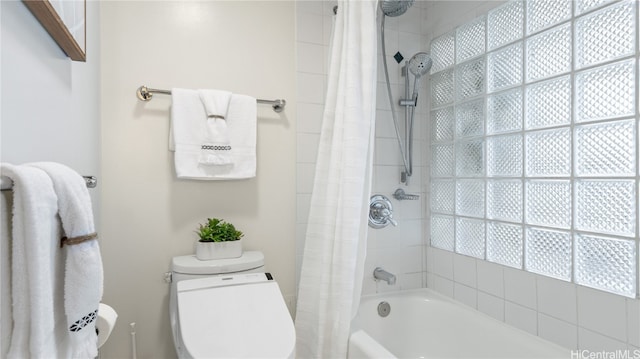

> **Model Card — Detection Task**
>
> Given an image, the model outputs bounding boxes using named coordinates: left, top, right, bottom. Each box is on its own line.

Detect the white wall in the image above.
left=1, top=0, right=101, bottom=218
left=99, top=2, right=296, bottom=358
left=423, top=0, right=640, bottom=352
left=295, top=0, right=429, bottom=299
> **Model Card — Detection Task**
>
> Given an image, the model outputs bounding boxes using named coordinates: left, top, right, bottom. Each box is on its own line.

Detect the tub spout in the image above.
left=373, top=267, right=396, bottom=285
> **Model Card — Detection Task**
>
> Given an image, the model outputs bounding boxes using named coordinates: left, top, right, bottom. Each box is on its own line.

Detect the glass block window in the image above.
left=429, top=0, right=638, bottom=298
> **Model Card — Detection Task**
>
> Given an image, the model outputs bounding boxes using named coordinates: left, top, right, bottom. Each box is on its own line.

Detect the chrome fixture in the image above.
left=393, top=188, right=420, bottom=201
left=369, top=195, right=397, bottom=228
left=135, top=85, right=286, bottom=113
left=378, top=0, right=431, bottom=184
left=380, top=0, right=414, bottom=17
left=373, top=267, right=397, bottom=285
left=398, top=52, right=433, bottom=184
left=377, top=301, right=391, bottom=317
left=0, top=175, right=97, bottom=191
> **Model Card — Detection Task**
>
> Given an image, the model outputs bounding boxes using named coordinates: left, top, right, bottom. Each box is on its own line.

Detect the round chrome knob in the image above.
left=369, top=195, right=397, bottom=228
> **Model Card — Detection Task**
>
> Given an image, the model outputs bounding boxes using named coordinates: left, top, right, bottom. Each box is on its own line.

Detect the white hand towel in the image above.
left=221, top=93, right=257, bottom=179
left=29, top=162, right=103, bottom=359
left=198, top=89, right=233, bottom=166
left=1, top=163, right=64, bottom=359
left=170, top=89, right=257, bottom=180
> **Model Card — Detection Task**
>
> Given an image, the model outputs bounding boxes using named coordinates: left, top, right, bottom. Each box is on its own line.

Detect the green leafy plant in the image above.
left=196, top=218, right=244, bottom=242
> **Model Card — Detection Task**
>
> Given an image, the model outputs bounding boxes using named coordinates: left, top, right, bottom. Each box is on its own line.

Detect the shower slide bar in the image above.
left=136, top=85, right=287, bottom=113
left=0, top=175, right=97, bottom=191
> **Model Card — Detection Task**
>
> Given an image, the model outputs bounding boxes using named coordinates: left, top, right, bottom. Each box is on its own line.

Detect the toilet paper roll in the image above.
left=97, top=303, right=118, bottom=348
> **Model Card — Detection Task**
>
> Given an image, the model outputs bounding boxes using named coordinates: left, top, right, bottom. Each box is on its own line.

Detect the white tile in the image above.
left=399, top=272, right=423, bottom=290
left=296, top=73, right=325, bottom=104
left=398, top=32, right=423, bottom=61
left=454, top=282, right=477, bottom=309
left=628, top=298, right=640, bottom=347
left=577, top=286, right=627, bottom=343
left=296, top=12, right=324, bottom=44
left=372, top=165, right=404, bottom=192
left=538, top=313, right=578, bottom=350
left=382, top=245, right=422, bottom=274
left=296, top=0, right=323, bottom=15
left=296, top=133, right=320, bottom=163
left=578, top=327, right=628, bottom=352
left=426, top=245, right=435, bottom=273
left=504, top=267, right=537, bottom=310
left=322, top=12, right=334, bottom=46
left=431, top=247, right=454, bottom=280
left=398, top=196, right=423, bottom=220
left=296, top=103, right=324, bottom=134
left=375, top=110, right=396, bottom=139
left=477, top=260, right=504, bottom=297
left=399, top=5, right=422, bottom=34
left=297, top=42, right=325, bottom=74
left=375, top=138, right=403, bottom=166
left=373, top=218, right=403, bottom=248
left=505, top=301, right=537, bottom=335
left=477, top=291, right=505, bottom=321
left=296, top=163, right=315, bottom=194
left=399, top=219, right=422, bottom=247
left=537, top=276, right=577, bottom=324
left=296, top=194, right=311, bottom=224
left=377, top=54, right=402, bottom=85
left=453, top=253, right=477, bottom=288
left=432, top=274, right=454, bottom=298
left=295, top=223, right=307, bottom=257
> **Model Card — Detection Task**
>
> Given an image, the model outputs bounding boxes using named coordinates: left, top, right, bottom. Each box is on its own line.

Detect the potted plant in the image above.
left=195, top=218, right=244, bottom=260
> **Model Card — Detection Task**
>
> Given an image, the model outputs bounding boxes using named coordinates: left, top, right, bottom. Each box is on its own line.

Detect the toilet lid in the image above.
left=177, top=273, right=296, bottom=358
left=172, top=251, right=264, bottom=275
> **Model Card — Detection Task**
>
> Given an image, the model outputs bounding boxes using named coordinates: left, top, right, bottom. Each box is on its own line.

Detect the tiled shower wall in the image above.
left=295, top=0, right=429, bottom=300
left=424, top=0, right=640, bottom=352
left=297, top=0, right=640, bottom=353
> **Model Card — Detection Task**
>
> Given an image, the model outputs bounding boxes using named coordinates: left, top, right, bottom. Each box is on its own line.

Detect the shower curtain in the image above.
left=295, top=0, right=378, bottom=358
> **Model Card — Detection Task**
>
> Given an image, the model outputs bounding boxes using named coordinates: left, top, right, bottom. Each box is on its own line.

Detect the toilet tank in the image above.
left=171, top=250, right=265, bottom=283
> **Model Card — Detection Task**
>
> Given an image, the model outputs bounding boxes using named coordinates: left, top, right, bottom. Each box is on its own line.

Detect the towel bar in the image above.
left=0, top=175, right=97, bottom=191
left=136, top=85, right=286, bottom=113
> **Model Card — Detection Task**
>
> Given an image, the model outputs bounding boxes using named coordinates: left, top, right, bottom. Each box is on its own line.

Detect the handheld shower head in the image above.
left=408, top=52, right=432, bottom=79
left=408, top=52, right=432, bottom=98
left=380, top=0, right=415, bottom=17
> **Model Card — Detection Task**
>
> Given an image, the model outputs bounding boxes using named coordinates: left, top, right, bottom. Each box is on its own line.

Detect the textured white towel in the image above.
left=29, top=162, right=103, bottom=359
left=1, top=186, right=13, bottom=358
left=1, top=163, right=66, bottom=359
left=198, top=89, right=233, bottom=166
left=170, top=88, right=257, bottom=180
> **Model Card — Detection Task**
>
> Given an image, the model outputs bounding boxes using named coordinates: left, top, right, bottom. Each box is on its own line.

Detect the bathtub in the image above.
left=348, top=289, right=568, bottom=359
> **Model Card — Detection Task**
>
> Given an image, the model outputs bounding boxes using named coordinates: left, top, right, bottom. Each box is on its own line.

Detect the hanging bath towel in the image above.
left=29, top=162, right=103, bottom=359
left=1, top=163, right=66, bottom=359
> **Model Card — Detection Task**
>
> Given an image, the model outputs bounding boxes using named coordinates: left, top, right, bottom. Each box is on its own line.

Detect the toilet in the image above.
left=169, top=251, right=296, bottom=358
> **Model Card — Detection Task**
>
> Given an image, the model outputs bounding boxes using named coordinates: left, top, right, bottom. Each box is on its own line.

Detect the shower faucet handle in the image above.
left=369, top=195, right=397, bottom=228
left=380, top=208, right=398, bottom=226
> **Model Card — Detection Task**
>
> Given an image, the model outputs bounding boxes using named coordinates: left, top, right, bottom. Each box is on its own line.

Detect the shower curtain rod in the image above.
left=136, top=85, right=287, bottom=113
left=0, top=175, right=97, bottom=191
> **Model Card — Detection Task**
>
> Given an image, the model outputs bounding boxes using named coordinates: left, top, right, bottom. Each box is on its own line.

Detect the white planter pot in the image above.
left=195, top=239, right=243, bottom=260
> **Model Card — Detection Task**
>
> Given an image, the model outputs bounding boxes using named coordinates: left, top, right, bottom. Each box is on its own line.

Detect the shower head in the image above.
left=408, top=52, right=432, bottom=79
left=380, top=0, right=415, bottom=17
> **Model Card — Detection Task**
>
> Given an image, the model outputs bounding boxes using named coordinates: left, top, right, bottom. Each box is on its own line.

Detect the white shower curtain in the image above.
left=295, top=1, right=378, bottom=358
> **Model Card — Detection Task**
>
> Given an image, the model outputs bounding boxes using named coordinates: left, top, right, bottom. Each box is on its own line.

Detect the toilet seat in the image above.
left=177, top=273, right=296, bottom=358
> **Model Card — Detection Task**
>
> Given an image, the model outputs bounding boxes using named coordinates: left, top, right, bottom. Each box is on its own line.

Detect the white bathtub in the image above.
left=348, top=289, right=569, bottom=359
